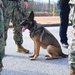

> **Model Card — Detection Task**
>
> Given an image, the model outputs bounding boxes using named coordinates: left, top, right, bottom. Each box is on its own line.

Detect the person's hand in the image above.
left=23, top=1, right=28, bottom=9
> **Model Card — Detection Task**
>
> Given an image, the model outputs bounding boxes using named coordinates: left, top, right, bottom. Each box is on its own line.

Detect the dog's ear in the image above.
left=29, top=11, right=34, bottom=20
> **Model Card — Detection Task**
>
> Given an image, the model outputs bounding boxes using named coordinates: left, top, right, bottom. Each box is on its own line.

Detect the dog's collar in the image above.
left=30, top=26, right=44, bottom=38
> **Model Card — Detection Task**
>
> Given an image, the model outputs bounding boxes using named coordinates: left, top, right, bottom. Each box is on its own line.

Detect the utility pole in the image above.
left=48, top=0, right=50, bottom=13
left=53, top=2, right=55, bottom=16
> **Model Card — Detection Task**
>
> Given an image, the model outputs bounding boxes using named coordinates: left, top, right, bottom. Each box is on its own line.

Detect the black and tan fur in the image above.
left=21, top=11, right=68, bottom=60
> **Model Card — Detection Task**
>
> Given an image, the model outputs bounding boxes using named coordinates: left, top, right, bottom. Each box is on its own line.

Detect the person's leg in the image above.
left=59, top=11, right=69, bottom=48
left=12, top=2, right=29, bottom=53
left=0, top=7, right=5, bottom=74
left=69, top=4, right=75, bottom=75
left=13, top=18, right=29, bottom=53
left=59, top=12, right=69, bottom=43
left=3, top=0, right=12, bottom=46
left=4, top=13, right=10, bottom=46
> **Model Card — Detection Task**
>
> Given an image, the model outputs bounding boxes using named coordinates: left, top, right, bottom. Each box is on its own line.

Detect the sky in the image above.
left=34, top=0, right=58, bottom=3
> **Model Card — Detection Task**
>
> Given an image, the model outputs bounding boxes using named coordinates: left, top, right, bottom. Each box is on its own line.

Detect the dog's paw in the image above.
left=30, top=58, right=36, bottom=60
left=46, top=57, right=51, bottom=60
left=45, top=56, right=55, bottom=60
left=29, top=55, right=34, bottom=58
left=45, top=55, right=50, bottom=57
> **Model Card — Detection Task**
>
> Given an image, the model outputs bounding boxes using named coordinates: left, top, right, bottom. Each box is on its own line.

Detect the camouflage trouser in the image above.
left=3, top=0, right=27, bottom=45
left=69, top=0, right=75, bottom=70
left=0, top=4, right=5, bottom=73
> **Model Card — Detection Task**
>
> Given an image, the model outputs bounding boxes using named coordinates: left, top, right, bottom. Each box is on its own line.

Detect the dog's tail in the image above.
left=61, top=53, right=68, bottom=58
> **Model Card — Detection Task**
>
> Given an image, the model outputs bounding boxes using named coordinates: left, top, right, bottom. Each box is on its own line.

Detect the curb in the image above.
left=9, top=23, right=71, bottom=28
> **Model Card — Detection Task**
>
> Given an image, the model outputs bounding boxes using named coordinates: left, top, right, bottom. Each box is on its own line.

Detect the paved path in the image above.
left=1, top=26, right=72, bottom=75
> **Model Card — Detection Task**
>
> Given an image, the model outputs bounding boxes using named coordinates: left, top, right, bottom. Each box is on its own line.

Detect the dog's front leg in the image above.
left=29, top=41, right=36, bottom=58
left=30, top=41, right=40, bottom=60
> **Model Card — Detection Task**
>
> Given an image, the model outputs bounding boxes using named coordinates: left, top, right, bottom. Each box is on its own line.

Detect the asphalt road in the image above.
left=1, top=26, right=72, bottom=75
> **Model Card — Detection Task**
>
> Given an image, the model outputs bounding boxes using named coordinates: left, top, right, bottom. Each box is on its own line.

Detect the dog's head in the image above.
left=21, top=11, right=35, bottom=31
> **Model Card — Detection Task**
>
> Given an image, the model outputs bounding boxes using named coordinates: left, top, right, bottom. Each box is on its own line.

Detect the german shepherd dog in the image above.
left=21, top=11, right=67, bottom=60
